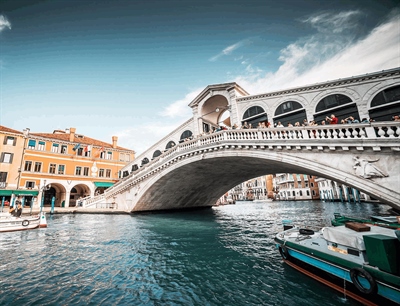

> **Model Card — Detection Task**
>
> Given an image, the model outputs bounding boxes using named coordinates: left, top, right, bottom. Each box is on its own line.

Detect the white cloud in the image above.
left=160, top=87, right=203, bottom=118
left=116, top=120, right=183, bottom=155
left=0, top=15, right=11, bottom=32
left=209, top=40, right=247, bottom=62
left=235, top=10, right=400, bottom=94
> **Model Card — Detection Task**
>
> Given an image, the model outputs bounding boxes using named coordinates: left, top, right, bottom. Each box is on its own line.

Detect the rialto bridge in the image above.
left=86, top=68, right=400, bottom=212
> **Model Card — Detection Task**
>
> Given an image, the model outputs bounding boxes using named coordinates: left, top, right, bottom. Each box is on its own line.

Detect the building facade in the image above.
left=273, top=173, right=320, bottom=201
left=0, top=126, right=135, bottom=208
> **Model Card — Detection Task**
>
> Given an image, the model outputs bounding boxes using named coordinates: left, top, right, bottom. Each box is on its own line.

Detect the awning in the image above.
left=94, top=182, right=114, bottom=188
left=0, top=190, right=39, bottom=196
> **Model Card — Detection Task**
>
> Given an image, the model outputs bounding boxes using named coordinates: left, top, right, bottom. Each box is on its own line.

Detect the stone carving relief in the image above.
left=353, top=156, right=388, bottom=179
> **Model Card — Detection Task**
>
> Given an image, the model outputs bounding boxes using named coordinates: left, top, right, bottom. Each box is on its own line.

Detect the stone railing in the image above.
left=84, top=122, right=399, bottom=208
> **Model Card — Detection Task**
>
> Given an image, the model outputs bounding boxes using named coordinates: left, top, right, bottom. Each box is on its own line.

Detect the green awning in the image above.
left=0, top=190, right=38, bottom=196
left=94, top=182, right=114, bottom=188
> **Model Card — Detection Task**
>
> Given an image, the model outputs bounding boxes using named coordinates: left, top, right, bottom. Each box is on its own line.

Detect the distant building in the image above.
left=0, top=126, right=135, bottom=208
left=273, top=173, right=319, bottom=201
left=315, top=177, right=373, bottom=203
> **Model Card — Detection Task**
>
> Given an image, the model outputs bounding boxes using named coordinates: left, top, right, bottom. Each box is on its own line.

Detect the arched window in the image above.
left=242, top=106, right=267, bottom=127
left=180, top=130, right=193, bottom=142
left=152, top=150, right=162, bottom=159
left=369, top=85, right=400, bottom=121
left=274, top=101, right=306, bottom=126
left=141, top=157, right=149, bottom=166
left=165, top=141, right=176, bottom=150
left=131, top=164, right=139, bottom=172
left=314, top=94, right=358, bottom=123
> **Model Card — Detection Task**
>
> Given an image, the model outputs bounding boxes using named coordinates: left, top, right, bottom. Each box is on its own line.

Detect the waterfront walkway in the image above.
left=1, top=207, right=130, bottom=216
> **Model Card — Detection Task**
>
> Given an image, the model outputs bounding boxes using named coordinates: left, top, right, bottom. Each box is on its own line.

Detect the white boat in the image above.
left=275, top=221, right=400, bottom=305
left=0, top=212, right=47, bottom=232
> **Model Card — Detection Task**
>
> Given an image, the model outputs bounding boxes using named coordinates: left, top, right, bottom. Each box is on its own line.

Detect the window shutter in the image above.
left=9, top=153, right=13, bottom=163
left=13, top=138, right=17, bottom=146
left=3, top=137, right=6, bottom=145
left=0, top=153, right=4, bottom=162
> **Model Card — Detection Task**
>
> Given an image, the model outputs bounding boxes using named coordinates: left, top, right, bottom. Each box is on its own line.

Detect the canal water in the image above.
left=0, top=200, right=393, bottom=306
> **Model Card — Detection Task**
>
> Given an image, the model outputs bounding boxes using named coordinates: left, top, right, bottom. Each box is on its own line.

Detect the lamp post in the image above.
left=39, top=180, right=51, bottom=214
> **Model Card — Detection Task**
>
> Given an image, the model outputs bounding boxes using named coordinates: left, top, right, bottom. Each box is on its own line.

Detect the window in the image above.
left=26, top=181, right=35, bottom=189
left=307, top=190, right=310, bottom=196
left=299, top=190, right=303, bottom=196
left=4, top=136, right=16, bottom=146
left=34, top=162, right=42, bottom=172
left=106, top=151, right=112, bottom=160
left=24, top=161, right=32, bottom=171
left=106, top=169, right=111, bottom=178
left=126, top=154, right=130, bottom=162
left=311, top=183, right=314, bottom=187
left=61, top=145, right=67, bottom=154
left=77, top=147, right=83, bottom=156
left=58, top=165, right=65, bottom=175
left=0, top=153, right=13, bottom=163
left=38, top=141, right=45, bottom=151
left=49, top=163, right=56, bottom=174
left=28, top=139, right=36, bottom=149
left=119, top=153, right=125, bottom=161
left=75, top=167, right=82, bottom=176
left=0, top=172, right=7, bottom=188
left=52, top=143, right=59, bottom=153
left=98, top=169, right=104, bottom=177
left=83, top=167, right=89, bottom=176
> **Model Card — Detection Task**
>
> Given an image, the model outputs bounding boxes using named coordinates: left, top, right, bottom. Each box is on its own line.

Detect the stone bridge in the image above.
left=86, top=123, right=400, bottom=212
left=85, top=68, right=400, bottom=212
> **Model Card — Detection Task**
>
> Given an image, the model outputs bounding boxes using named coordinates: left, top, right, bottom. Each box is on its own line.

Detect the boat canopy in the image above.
left=322, top=225, right=397, bottom=251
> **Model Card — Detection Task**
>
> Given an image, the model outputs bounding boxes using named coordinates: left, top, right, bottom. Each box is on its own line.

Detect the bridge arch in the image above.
left=241, top=105, right=268, bottom=127
left=165, top=140, right=176, bottom=150
left=179, top=130, right=193, bottom=142
left=198, top=94, right=230, bottom=133
left=123, top=148, right=398, bottom=212
left=368, top=84, right=400, bottom=121
left=313, top=93, right=360, bottom=123
left=273, top=101, right=306, bottom=126
left=152, top=150, right=162, bottom=159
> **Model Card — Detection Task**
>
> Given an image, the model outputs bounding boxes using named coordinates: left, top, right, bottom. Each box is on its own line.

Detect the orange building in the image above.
left=1, top=126, right=135, bottom=208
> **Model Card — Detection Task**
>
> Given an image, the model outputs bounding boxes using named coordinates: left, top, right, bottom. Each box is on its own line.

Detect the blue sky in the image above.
left=0, top=0, right=399, bottom=154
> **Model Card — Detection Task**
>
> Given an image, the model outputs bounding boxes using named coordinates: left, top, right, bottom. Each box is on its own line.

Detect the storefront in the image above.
left=0, top=190, right=39, bottom=207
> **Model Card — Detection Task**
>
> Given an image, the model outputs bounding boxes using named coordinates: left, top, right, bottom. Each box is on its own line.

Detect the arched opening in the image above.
left=42, top=183, right=67, bottom=207
left=369, top=85, right=400, bottom=121
left=141, top=157, right=149, bottom=166
left=314, top=94, right=359, bottom=123
left=165, top=141, right=176, bottom=150
left=179, top=130, right=193, bottom=142
left=200, top=95, right=230, bottom=133
left=131, top=164, right=139, bottom=172
left=70, top=184, right=91, bottom=207
left=274, top=101, right=306, bottom=126
left=152, top=150, right=162, bottom=159
left=242, top=106, right=268, bottom=128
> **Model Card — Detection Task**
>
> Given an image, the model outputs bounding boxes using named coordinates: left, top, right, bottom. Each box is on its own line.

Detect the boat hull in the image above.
left=275, top=228, right=400, bottom=305
left=0, top=213, right=45, bottom=232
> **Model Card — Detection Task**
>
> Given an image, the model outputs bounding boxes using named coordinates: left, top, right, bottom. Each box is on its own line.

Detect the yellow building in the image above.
left=0, top=126, right=31, bottom=205
left=1, top=126, right=135, bottom=208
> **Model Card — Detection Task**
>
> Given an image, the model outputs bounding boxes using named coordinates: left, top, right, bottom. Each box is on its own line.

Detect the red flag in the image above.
left=84, top=146, right=88, bottom=153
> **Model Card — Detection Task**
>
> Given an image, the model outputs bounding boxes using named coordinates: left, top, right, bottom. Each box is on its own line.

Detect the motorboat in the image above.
left=332, top=213, right=400, bottom=230
left=0, top=212, right=47, bottom=232
left=275, top=220, right=400, bottom=305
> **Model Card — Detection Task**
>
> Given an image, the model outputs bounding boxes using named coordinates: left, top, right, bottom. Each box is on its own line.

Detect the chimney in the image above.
left=69, top=127, right=76, bottom=142
left=112, top=136, right=118, bottom=149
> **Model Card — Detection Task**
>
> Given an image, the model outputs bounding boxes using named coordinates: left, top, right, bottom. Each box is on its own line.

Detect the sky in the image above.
left=0, top=0, right=399, bottom=155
